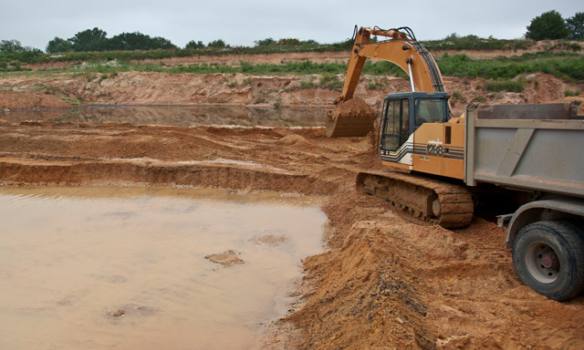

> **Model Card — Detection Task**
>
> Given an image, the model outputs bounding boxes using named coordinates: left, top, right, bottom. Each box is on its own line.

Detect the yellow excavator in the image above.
left=329, top=25, right=584, bottom=301
left=329, top=26, right=473, bottom=229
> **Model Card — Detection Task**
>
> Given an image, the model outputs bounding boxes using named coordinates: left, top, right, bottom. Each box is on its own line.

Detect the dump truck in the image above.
left=329, top=25, right=584, bottom=300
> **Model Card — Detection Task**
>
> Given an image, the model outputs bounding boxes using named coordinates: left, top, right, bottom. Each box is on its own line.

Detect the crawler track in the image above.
left=357, top=170, right=474, bottom=228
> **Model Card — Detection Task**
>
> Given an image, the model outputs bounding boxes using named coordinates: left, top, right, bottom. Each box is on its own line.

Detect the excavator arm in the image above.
left=327, top=26, right=446, bottom=137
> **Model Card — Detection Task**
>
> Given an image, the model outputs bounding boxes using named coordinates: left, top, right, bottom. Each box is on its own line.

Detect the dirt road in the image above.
left=0, top=116, right=582, bottom=349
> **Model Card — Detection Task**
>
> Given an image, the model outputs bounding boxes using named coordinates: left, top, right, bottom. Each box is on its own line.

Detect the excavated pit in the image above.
left=0, top=186, right=327, bottom=350
left=0, top=106, right=583, bottom=349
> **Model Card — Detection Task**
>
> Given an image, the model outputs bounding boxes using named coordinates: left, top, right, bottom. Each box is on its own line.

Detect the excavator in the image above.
left=328, top=26, right=473, bottom=229
left=329, top=25, right=584, bottom=301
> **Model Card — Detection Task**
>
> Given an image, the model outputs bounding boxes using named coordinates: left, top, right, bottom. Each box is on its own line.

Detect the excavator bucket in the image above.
left=326, top=98, right=376, bottom=137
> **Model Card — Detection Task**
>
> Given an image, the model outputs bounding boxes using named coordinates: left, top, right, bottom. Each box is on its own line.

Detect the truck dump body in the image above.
left=464, top=103, right=584, bottom=198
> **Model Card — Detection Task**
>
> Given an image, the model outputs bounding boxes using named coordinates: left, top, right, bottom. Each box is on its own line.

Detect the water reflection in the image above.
left=0, top=186, right=326, bottom=350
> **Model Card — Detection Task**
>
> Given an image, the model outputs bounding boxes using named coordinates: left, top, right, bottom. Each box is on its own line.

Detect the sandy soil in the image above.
left=0, top=115, right=582, bottom=349
left=1, top=72, right=582, bottom=116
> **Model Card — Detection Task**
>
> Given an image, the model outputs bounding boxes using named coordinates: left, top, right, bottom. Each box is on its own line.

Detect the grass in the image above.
left=438, top=53, right=584, bottom=81
left=2, top=52, right=583, bottom=83
left=0, top=36, right=544, bottom=67
left=565, top=89, right=581, bottom=96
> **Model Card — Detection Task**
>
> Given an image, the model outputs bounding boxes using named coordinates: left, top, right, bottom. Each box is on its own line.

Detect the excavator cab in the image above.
left=379, top=92, right=449, bottom=153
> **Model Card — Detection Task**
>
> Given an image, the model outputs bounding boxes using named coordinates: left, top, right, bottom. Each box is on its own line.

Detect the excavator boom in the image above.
left=340, top=26, right=444, bottom=99
left=326, top=26, right=446, bottom=137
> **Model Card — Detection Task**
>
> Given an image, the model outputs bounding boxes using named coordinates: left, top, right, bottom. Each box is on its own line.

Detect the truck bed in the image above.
left=464, top=103, right=584, bottom=198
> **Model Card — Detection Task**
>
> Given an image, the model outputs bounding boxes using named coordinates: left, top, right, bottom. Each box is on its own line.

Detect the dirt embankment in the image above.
left=0, top=119, right=582, bottom=349
left=1, top=72, right=582, bottom=115
left=0, top=90, right=70, bottom=110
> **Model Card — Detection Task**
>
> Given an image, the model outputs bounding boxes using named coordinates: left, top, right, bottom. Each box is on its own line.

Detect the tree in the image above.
left=70, top=27, right=108, bottom=51
left=108, top=32, right=176, bottom=50
left=526, top=10, right=569, bottom=40
left=46, top=37, right=73, bottom=53
left=255, top=38, right=275, bottom=47
left=0, top=40, right=25, bottom=53
left=207, top=39, right=227, bottom=48
left=277, top=38, right=301, bottom=46
left=185, top=40, right=205, bottom=49
left=567, top=12, right=584, bottom=40
left=0, top=40, right=43, bottom=63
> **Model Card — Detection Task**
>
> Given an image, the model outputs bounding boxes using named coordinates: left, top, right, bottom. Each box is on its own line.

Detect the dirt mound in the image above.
left=333, top=97, right=376, bottom=119
left=0, top=91, right=70, bottom=109
left=287, top=191, right=584, bottom=349
left=524, top=73, right=567, bottom=102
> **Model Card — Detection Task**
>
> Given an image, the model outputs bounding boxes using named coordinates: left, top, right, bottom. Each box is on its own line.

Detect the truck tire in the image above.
left=512, top=220, right=584, bottom=301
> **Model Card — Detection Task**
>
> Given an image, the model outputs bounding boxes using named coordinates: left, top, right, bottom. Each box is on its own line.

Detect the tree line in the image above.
left=44, top=28, right=329, bottom=53
left=1, top=10, right=582, bottom=57
left=39, top=11, right=584, bottom=53
left=47, top=28, right=176, bottom=53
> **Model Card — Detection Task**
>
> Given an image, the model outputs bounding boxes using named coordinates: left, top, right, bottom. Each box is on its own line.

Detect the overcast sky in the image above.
left=1, top=0, right=582, bottom=50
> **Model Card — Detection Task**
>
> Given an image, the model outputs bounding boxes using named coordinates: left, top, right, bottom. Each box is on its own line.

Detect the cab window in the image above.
left=414, top=99, right=447, bottom=126
left=400, top=99, right=409, bottom=145
left=381, top=98, right=411, bottom=152
left=381, top=100, right=400, bottom=151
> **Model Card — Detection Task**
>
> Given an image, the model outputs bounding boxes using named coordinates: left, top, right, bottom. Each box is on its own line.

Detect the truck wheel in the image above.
left=512, top=220, right=584, bottom=301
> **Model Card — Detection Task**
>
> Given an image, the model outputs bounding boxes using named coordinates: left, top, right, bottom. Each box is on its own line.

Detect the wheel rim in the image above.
left=525, top=241, right=560, bottom=284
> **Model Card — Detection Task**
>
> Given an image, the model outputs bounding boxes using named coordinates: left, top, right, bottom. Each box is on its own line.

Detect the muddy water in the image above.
left=1, top=104, right=330, bottom=127
left=0, top=187, right=326, bottom=350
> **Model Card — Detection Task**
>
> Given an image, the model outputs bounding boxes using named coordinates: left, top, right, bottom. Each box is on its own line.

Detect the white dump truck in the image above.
left=466, top=102, right=584, bottom=301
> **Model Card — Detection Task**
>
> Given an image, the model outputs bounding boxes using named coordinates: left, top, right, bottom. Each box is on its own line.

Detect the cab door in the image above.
left=380, top=98, right=410, bottom=152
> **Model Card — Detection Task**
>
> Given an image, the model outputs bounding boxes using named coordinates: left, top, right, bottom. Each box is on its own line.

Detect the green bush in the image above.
left=565, top=89, right=581, bottom=97
left=5, top=49, right=584, bottom=84
left=424, top=34, right=533, bottom=51
left=438, top=53, right=584, bottom=81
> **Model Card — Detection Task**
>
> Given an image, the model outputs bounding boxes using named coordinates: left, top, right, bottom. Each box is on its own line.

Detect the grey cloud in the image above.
left=0, top=0, right=582, bottom=50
